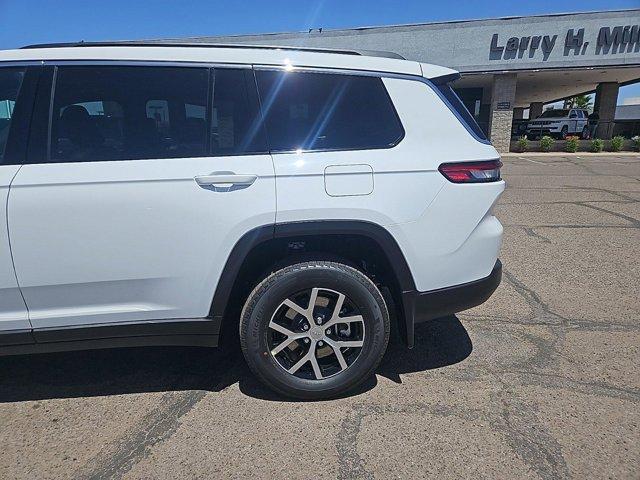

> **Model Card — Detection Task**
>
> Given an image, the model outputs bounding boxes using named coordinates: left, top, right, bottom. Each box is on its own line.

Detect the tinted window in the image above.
left=0, top=67, right=25, bottom=161
left=437, top=83, right=488, bottom=141
left=255, top=70, right=403, bottom=152
left=51, top=66, right=208, bottom=162
left=540, top=109, right=570, bottom=118
left=211, top=69, right=267, bottom=155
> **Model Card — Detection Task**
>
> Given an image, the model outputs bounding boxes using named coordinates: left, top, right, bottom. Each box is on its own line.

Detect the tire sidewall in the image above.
left=242, top=264, right=389, bottom=398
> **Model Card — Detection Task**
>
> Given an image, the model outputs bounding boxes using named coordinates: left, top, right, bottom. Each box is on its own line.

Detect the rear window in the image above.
left=0, top=67, right=25, bottom=161
left=435, top=83, right=488, bottom=142
left=255, top=70, right=404, bottom=152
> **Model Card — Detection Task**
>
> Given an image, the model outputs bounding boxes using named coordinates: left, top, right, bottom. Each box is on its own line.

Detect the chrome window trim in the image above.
left=40, top=59, right=253, bottom=69
left=0, top=60, right=44, bottom=67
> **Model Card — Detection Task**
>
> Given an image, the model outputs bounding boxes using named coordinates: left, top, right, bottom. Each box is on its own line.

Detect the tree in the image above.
left=564, top=94, right=593, bottom=110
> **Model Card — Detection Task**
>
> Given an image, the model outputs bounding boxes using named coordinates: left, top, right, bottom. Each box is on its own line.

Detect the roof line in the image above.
left=185, top=8, right=640, bottom=39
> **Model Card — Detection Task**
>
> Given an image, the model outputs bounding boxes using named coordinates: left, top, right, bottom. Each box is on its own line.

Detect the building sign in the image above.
left=496, top=101, right=511, bottom=110
left=490, top=24, right=640, bottom=61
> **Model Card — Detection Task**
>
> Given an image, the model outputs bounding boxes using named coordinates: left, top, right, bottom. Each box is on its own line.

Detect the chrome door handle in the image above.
left=194, top=173, right=258, bottom=187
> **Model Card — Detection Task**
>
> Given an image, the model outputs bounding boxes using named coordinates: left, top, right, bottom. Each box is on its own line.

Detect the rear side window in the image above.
left=50, top=66, right=209, bottom=162
left=255, top=70, right=403, bottom=152
left=211, top=69, right=267, bottom=155
left=436, top=83, right=488, bottom=142
left=0, top=67, right=25, bottom=161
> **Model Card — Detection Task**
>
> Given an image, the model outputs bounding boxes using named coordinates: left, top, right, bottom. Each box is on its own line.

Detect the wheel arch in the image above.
left=209, top=220, right=418, bottom=347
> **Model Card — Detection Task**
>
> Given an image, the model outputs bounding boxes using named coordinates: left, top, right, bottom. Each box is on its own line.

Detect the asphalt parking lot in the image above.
left=1, top=154, right=639, bottom=479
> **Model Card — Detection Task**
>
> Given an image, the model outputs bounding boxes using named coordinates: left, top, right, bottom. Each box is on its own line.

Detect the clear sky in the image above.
left=1, top=0, right=638, bottom=101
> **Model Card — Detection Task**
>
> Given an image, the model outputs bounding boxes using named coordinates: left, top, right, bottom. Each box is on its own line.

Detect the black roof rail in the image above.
left=20, top=41, right=406, bottom=60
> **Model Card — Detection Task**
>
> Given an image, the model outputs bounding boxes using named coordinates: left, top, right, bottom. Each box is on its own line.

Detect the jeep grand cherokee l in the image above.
left=0, top=42, right=503, bottom=399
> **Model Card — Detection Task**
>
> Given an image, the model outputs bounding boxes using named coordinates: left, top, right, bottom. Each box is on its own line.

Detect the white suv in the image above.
left=526, top=108, right=589, bottom=139
left=0, top=43, right=504, bottom=399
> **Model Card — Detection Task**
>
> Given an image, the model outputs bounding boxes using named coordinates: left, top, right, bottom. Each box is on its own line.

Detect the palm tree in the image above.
left=564, top=94, right=593, bottom=110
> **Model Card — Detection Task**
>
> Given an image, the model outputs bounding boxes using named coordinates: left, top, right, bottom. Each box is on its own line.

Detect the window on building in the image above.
left=0, top=67, right=25, bottom=161
left=50, top=66, right=209, bottom=162
left=255, top=70, right=404, bottom=152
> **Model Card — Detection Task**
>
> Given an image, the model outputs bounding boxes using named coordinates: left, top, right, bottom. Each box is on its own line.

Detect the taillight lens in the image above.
left=438, top=160, right=502, bottom=183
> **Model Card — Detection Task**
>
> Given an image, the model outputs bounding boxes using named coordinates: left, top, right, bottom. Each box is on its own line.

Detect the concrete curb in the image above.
left=501, top=152, right=640, bottom=157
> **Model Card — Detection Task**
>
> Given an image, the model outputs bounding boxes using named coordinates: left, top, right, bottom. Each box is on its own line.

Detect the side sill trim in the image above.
left=0, top=318, right=220, bottom=356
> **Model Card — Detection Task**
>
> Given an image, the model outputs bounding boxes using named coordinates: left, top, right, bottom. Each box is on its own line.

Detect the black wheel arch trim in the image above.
left=209, top=220, right=418, bottom=345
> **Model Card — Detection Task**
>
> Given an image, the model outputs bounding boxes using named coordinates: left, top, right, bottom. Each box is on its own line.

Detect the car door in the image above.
left=8, top=64, right=275, bottom=330
left=0, top=66, right=31, bottom=333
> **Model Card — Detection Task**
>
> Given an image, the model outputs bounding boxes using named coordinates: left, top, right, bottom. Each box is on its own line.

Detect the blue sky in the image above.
left=1, top=0, right=638, bottom=101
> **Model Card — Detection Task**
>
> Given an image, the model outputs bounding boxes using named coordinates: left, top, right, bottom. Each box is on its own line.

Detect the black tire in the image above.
left=240, top=261, right=390, bottom=400
left=581, top=126, right=589, bottom=140
left=560, top=126, right=569, bottom=139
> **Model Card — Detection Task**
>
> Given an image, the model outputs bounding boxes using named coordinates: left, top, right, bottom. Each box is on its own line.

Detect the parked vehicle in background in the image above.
left=0, top=42, right=504, bottom=399
left=526, top=108, right=589, bottom=139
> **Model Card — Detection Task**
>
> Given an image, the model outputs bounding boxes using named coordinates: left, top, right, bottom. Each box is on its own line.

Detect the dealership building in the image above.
left=177, top=9, right=640, bottom=152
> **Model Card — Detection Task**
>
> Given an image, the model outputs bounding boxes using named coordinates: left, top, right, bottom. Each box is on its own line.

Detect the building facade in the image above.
left=166, top=10, right=640, bottom=152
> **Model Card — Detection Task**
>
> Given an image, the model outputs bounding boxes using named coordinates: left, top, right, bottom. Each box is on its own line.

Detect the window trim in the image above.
left=253, top=66, right=406, bottom=155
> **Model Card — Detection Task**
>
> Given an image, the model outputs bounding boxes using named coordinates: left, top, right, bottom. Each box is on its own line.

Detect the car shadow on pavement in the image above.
left=0, top=316, right=472, bottom=403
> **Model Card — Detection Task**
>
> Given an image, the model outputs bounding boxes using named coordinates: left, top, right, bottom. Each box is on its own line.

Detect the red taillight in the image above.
left=438, top=160, right=502, bottom=184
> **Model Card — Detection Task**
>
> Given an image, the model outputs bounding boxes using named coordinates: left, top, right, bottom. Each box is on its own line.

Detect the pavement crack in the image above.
left=577, top=201, right=640, bottom=227
left=76, top=390, right=207, bottom=480
left=336, top=403, right=376, bottom=480
left=485, top=368, right=571, bottom=480
left=522, top=226, right=552, bottom=244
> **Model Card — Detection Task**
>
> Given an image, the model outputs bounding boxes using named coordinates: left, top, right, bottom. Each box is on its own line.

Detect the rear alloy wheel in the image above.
left=240, top=261, right=390, bottom=400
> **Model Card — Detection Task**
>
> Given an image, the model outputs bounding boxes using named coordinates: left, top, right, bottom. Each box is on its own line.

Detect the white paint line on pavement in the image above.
left=518, top=156, right=548, bottom=165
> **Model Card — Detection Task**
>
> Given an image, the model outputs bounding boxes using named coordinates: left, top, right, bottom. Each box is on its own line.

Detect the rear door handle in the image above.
left=194, top=173, right=258, bottom=187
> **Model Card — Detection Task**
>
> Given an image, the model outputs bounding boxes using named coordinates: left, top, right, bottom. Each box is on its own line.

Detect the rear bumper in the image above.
left=401, top=260, right=502, bottom=347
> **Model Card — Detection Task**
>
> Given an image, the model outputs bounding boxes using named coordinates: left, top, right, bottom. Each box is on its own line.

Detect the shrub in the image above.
left=565, top=136, right=579, bottom=153
left=516, top=135, right=529, bottom=153
left=590, top=138, right=604, bottom=153
left=609, top=135, right=625, bottom=152
left=540, top=135, right=555, bottom=152
left=632, top=136, right=640, bottom=152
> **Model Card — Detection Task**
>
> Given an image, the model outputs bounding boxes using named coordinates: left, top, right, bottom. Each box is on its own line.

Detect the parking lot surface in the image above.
left=1, top=154, right=639, bottom=479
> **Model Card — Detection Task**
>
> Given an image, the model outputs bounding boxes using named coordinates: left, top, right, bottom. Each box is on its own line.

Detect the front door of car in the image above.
left=8, top=65, right=275, bottom=330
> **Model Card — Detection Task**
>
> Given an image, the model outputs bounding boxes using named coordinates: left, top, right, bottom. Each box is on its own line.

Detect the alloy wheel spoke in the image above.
left=288, top=352, right=311, bottom=375
left=268, top=320, right=297, bottom=337
left=283, top=299, right=307, bottom=317
left=271, top=337, right=298, bottom=356
left=324, top=314, right=364, bottom=329
left=309, top=352, right=323, bottom=379
left=307, top=287, right=320, bottom=316
left=331, top=293, right=346, bottom=320
left=325, top=339, right=348, bottom=370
